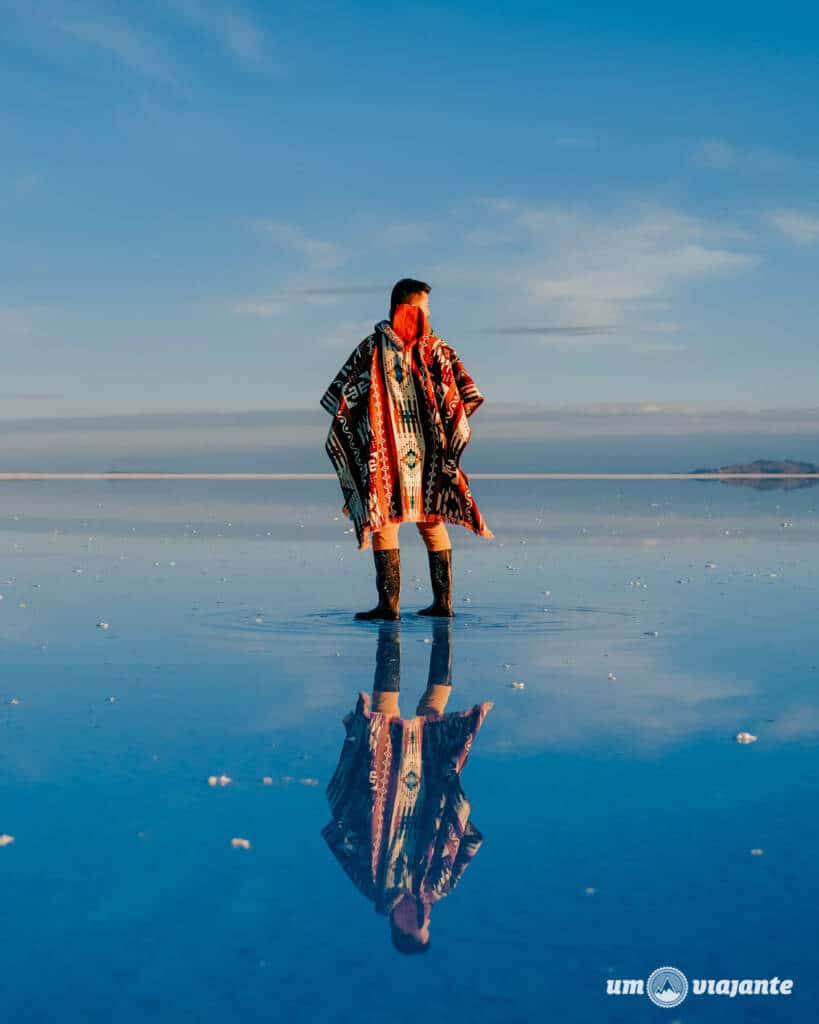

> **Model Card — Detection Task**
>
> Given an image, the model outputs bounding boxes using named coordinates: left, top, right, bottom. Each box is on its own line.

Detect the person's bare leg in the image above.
left=416, top=521, right=453, bottom=617
left=356, top=524, right=401, bottom=620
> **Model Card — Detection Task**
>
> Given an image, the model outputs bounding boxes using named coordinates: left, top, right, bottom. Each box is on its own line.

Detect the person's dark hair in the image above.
left=390, top=920, right=431, bottom=955
left=390, top=278, right=431, bottom=319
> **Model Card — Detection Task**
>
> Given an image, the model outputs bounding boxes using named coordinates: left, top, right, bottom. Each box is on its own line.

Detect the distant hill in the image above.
left=691, top=459, right=819, bottom=490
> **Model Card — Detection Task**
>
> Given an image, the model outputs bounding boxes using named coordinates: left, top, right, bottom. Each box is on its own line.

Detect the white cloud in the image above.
left=229, top=299, right=288, bottom=317
left=249, top=220, right=344, bottom=270
left=477, top=326, right=685, bottom=354
left=765, top=208, right=819, bottom=245
left=486, top=200, right=755, bottom=325
left=50, top=16, right=176, bottom=84
left=166, top=0, right=267, bottom=66
left=692, top=139, right=791, bottom=173
left=230, top=200, right=751, bottom=357
left=222, top=12, right=265, bottom=64
left=319, top=320, right=375, bottom=349
left=379, top=222, right=433, bottom=246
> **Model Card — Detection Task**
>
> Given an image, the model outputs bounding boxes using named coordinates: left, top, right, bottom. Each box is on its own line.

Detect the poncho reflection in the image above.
left=321, top=320, right=494, bottom=550
left=322, top=692, right=492, bottom=913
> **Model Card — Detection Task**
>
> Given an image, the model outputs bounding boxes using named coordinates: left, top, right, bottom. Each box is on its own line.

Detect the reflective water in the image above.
left=2, top=479, right=817, bottom=1021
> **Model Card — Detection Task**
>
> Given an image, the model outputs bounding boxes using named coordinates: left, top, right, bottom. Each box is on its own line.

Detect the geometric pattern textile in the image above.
left=321, top=320, right=494, bottom=550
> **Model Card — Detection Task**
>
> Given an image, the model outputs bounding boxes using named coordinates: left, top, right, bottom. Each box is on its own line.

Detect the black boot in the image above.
left=355, top=548, right=401, bottom=620
left=417, top=548, right=454, bottom=617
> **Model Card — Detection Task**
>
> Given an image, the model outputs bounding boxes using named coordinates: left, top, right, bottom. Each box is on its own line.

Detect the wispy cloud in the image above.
left=318, top=319, right=375, bottom=349
left=478, top=325, right=616, bottom=336
left=228, top=284, right=386, bottom=317
left=233, top=201, right=750, bottom=355
left=50, top=15, right=176, bottom=84
left=248, top=220, right=344, bottom=270
left=691, top=139, right=791, bottom=173
left=293, top=286, right=385, bottom=296
left=166, top=0, right=268, bottom=67
left=765, top=208, right=819, bottom=245
left=229, top=299, right=288, bottom=317
left=4, top=403, right=819, bottom=441
left=477, top=402, right=819, bottom=439
left=0, top=308, right=36, bottom=338
left=474, top=325, right=683, bottom=353
left=482, top=200, right=755, bottom=325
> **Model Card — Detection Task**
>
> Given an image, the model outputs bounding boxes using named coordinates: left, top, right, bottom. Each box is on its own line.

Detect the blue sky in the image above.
left=2, top=0, right=819, bottom=428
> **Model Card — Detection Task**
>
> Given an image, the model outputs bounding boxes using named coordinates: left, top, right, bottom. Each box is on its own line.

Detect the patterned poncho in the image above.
left=322, top=692, right=492, bottom=914
left=320, top=321, right=494, bottom=550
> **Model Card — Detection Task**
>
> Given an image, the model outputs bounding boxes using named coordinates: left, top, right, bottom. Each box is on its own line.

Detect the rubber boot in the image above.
left=355, top=548, right=401, bottom=620
left=373, top=622, right=401, bottom=716
left=416, top=619, right=453, bottom=715
left=417, top=548, right=454, bottom=617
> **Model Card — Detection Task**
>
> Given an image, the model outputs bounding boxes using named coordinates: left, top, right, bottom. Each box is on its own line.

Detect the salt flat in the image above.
left=1, top=478, right=817, bottom=1022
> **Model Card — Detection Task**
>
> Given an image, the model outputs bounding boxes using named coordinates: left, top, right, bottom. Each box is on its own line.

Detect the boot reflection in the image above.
left=322, top=619, right=492, bottom=954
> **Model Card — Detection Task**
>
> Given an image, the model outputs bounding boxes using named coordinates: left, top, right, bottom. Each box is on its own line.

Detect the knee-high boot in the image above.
left=417, top=548, right=454, bottom=617
left=355, top=548, right=401, bottom=620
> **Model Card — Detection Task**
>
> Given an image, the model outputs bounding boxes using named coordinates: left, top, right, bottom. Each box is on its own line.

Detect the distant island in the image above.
left=691, top=459, right=819, bottom=490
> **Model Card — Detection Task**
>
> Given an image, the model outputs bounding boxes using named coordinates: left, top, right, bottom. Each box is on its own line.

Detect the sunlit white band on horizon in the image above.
left=2, top=474, right=819, bottom=482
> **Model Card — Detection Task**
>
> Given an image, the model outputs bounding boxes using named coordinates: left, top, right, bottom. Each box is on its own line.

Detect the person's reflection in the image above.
left=322, top=619, right=492, bottom=954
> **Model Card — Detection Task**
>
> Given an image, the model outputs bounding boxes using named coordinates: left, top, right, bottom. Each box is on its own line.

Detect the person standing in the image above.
left=321, top=279, right=493, bottom=619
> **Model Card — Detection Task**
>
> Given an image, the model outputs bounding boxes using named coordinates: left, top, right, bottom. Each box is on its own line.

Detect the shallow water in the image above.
left=2, top=479, right=817, bottom=1021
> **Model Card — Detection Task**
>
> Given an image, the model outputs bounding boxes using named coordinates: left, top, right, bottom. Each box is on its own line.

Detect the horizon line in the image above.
left=2, top=473, right=819, bottom=482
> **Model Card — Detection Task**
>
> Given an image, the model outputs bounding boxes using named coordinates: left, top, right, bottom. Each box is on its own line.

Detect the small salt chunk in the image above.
left=510, top=681, right=526, bottom=690
left=607, top=672, right=617, bottom=681
left=262, top=777, right=273, bottom=785
left=735, top=732, right=758, bottom=745
left=0, top=834, right=15, bottom=847
left=96, top=621, right=110, bottom=631
left=207, top=774, right=232, bottom=787
left=231, top=837, right=251, bottom=850
left=750, top=848, right=764, bottom=856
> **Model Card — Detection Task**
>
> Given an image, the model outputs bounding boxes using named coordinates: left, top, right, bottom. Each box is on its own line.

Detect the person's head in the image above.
left=389, top=278, right=431, bottom=321
left=389, top=894, right=431, bottom=955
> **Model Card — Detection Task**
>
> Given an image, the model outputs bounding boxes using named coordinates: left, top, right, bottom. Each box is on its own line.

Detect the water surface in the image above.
left=2, top=479, right=817, bottom=1021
